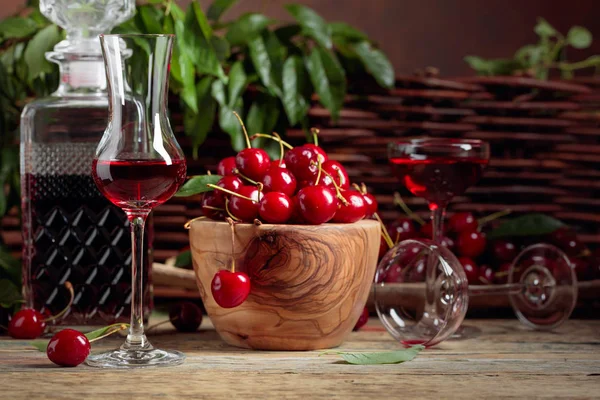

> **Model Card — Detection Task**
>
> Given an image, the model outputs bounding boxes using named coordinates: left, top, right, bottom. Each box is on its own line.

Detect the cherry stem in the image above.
left=478, top=209, right=512, bottom=228
left=44, top=282, right=74, bottom=323
left=361, top=183, right=368, bottom=195
left=273, top=132, right=285, bottom=163
left=146, top=317, right=177, bottom=334
left=393, top=192, right=426, bottom=226
left=352, top=183, right=364, bottom=194
left=89, top=323, right=129, bottom=343
left=207, top=184, right=256, bottom=202
left=227, top=218, right=236, bottom=273
left=249, top=133, right=294, bottom=149
left=314, top=157, right=323, bottom=186
left=320, top=168, right=349, bottom=206
left=311, top=128, right=320, bottom=147
left=225, top=198, right=241, bottom=222
left=257, top=182, right=263, bottom=199
left=374, top=212, right=394, bottom=249
left=207, top=170, right=212, bottom=176
left=184, top=216, right=209, bottom=230
left=233, top=168, right=259, bottom=185
left=233, top=111, right=251, bottom=149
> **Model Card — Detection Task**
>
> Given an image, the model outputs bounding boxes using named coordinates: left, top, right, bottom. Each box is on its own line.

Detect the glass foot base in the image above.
left=86, top=348, right=185, bottom=368
left=450, top=324, right=481, bottom=340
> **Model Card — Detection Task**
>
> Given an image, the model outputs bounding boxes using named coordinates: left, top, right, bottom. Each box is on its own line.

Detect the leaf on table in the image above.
left=487, top=213, right=566, bottom=239
left=0, top=17, right=38, bottom=39
left=175, top=175, right=222, bottom=197
left=30, top=340, right=48, bottom=352
left=207, top=0, right=240, bottom=22
left=323, top=345, right=425, bottom=365
left=282, top=55, right=310, bottom=126
left=350, top=40, right=395, bottom=89
left=0, top=278, right=22, bottom=308
left=174, top=250, right=192, bottom=268
left=305, top=46, right=346, bottom=122
left=225, top=13, right=274, bottom=47
left=24, top=24, right=61, bottom=82
left=285, top=4, right=332, bottom=49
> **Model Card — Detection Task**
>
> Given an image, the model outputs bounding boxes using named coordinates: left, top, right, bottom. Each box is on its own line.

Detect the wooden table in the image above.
left=0, top=319, right=598, bottom=399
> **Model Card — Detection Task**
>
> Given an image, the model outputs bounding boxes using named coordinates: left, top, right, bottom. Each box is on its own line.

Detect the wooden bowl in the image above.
left=189, top=219, right=380, bottom=350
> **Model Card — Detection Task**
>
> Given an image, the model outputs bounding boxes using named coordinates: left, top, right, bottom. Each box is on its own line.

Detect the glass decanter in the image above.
left=19, top=0, right=155, bottom=326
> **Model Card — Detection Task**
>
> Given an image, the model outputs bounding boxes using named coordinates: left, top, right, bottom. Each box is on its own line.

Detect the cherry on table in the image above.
left=333, top=190, right=366, bottom=223
left=353, top=307, right=369, bottom=331
left=235, top=148, right=271, bottom=181
left=457, top=230, right=486, bottom=259
left=448, top=212, right=478, bottom=233
left=362, top=193, right=378, bottom=217
left=46, top=329, right=90, bottom=367
left=492, top=240, right=517, bottom=263
left=259, top=192, right=293, bottom=224
left=169, top=302, right=203, bottom=332
left=228, top=186, right=263, bottom=222
left=459, top=257, right=479, bottom=285
left=211, top=270, right=251, bottom=308
left=387, top=217, right=417, bottom=243
left=297, top=185, right=338, bottom=225
left=8, top=308, right=46, bottom=339
left=217, top=156, right=237, bottom=176
left=214, top=176, right=243, bottom=202
left=262, top=167, right=297, bottom=197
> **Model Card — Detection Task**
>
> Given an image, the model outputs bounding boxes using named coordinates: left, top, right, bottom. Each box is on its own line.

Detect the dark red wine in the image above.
left=22, top=173, right=153, bottom=324
left=92, top=159, right=186, bottom=211
left=390, top=157, right=488, bottom=210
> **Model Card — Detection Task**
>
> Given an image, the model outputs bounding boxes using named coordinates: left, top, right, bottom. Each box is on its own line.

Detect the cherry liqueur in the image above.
left=20, top=0, right=153, bottom=325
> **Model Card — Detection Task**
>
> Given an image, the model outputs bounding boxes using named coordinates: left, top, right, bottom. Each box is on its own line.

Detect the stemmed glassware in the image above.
left=86, top=34, right=187, bottom=368
left=376, top=138, right=577, bottom=347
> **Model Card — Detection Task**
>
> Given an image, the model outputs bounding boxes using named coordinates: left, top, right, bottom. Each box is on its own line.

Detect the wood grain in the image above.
left=188, top=220, right=380, bottom=351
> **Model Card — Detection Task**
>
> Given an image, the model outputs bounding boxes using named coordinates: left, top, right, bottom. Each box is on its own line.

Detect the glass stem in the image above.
left=123, top=212, right=152, bottom=351
left=469, top=283, right=523, bottom=296
left=431, top=207, right=445, bottom=244
left=424, top=207, right=446, bottom=322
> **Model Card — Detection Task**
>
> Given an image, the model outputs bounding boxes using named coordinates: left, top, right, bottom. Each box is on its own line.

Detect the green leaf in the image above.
left=305, top=46, right=346, bottom=122
left=247, top=94, right=280, bottom=137
left=487, top=214, right=566, bottom=239
left=567, top=26, right=592, bottom=49
left=282, top=55, right=310, bottom=125
left=285, top=4, right=332, bottom=49
left=185, top=77, right=217, bottom=157
left=0, top=17, right=38, bottom=39
left=325, top=345, right=425, bottom=365
left=175, top=175, right=222, bottom=197
left=162, top=14, right=175, bottom=34
left=228, top=61, right=248, bottom=107
left=329, top=22, right=367, bottom=41
left=248, top=31, right=284, bottom=97
left=207, top=0, right=239, bottom=21
left=0, top=279, right=22, bottom=308
left=169, top=3, right=186, bottom=21
left=274, top=24, right=302, bottom=44
left=178, top=50, right=198, bottom=113
left=534, top=17, right=557, bottom=38
left=210, top=36, right=231, bottom=62
left=225, top=13, right=273, bottom=47
left=174, top=250, right=192, bottom=268
left=211, top=79, right=227, bottom=106
left=138, top=5, right=163, bottom=34
left=219, top=99, right=245, bottom=151
left=85, top=323, right=128, bottom=341
left=464, top=55, right=524, bottom=76
left=23, top=24, right=60, bottom=82
left=350, top=40, right=395, bottom=88
left=30, top=340, right=48, bottom=352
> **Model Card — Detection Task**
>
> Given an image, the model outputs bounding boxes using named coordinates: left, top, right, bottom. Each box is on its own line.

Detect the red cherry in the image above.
left=383, top=262, right=403, bottom=283
left=319, top=160, right=349, bottom=190
left=479, top=265, right=494, bottom=284
left=288, top=195, right=305, bottom=224
left=363, top=193, right=378, bottom=217
left=46, top=329, right=90, bottom=367
left=448, top=212, right=478, bottom=233
left=353, top=307, right=369, bottom=331
left=495, top=262, right=512, bottom=284
left=492, top=240, right=517, bottom=263
left=456, top=230, right=486, bottom=259
left=378, top=236, right=389, bottom=261
left=297, top=186, right=338, bottom=225
left=303, top=144, right=328, bottom=164
left=235, top=148, right=271, bottom=181
left=217, top=156, right=237, bottom=176
left=8, top=308, right=46, bottom=339
left=420, top=221, right=439, bottom=238
left=440, top=236, right=455, bottom=252
left=333, top=190, right=367, bottom=223
left=169, top=302, right=203, bottom=332
left=228, top=186, right=264, bottom=222
left=569, top=257, right=591, bottom=281
left=211, top=270, right=251, bottom=308
left=201, top=192, right=224, bottom=220
left=259, top=192, right=293, bottom=224
left=459, top=257, right=479, bottom=285
left=387, top=218, right=417, bottom=243
left=262, top=167, right=297, bottom=197
left=271, top=159, right=286, bottom=169
left=214, top=176, right=242, bottom=202
left=550, top=227, right=587, bottom=256
left=284, top=145, right=324, bottom=181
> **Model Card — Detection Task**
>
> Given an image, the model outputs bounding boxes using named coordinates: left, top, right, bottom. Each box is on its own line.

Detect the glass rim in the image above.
left=99, top=33, right=175, bottom=39
left=389, top=137, right=488, bottom=148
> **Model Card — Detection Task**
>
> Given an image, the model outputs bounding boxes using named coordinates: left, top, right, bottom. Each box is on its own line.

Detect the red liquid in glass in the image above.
left=92, top=159, right=186, bottom=211
left=390, top=157, right=488, bottom=210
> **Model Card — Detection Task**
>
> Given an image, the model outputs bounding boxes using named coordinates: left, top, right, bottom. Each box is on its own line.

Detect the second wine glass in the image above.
left=87, top=34, right=186, bottom=368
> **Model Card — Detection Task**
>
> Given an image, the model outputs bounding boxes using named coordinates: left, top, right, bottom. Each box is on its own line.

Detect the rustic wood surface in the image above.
left=0, top=318, right=598, bottom=399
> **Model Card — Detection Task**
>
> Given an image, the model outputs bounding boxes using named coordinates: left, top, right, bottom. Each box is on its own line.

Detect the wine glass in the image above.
left=388, top=138, right=490, bottom=336
left=374, top=240, right=577, bottom=347
left=86, top=34, right=186, bottom=368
